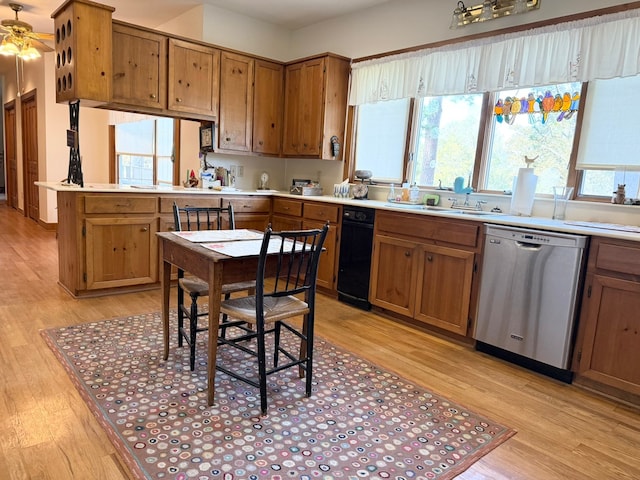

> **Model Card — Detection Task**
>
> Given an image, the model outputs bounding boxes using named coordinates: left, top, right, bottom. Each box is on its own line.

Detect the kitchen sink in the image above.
left=448, top=210, right=502, bottom=216
left=384, top=203, right=424, bottom=210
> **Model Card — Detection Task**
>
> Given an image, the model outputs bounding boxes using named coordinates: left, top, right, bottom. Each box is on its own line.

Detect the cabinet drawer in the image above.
left=160, top=196, right=220, bottom=213
left=223, top=196, right=271, bottom=213
left=595, top=242, right=640, bottom=276
left=376, top=212, right=479, bottom=248
left=273, top=198, right=303, bottom=216
left=85, top=196, right=157, bottom=214
left=304, top=202, right=339, bottom=223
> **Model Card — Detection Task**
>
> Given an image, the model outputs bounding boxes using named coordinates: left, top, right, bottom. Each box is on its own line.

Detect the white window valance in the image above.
left=349, top=9, right=640, bottom=105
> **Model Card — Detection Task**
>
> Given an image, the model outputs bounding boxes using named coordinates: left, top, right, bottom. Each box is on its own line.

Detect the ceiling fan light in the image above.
left=20, top=45, right=41, bottom=60
left=0, top=37, right=20, bottom=56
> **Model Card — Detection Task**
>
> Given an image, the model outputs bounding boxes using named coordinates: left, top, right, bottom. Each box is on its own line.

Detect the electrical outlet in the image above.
left=237, top=166, right=244, bottom=177
left=230, top=165, right=237, bottom=177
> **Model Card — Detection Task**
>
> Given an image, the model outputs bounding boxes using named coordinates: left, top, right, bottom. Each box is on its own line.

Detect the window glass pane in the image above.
left=156, top=117, right=174, bottom=156
left=413, top=94, right=483, bottom=188
left=354, top=99, right=410, bottom=183
left=118, top=154, right=154, bottom=185
left=483, top=82, right=581, bottom=195
left=115, top=120, right=154, bottom=154
left=580, top=170, right=640, bottom=199
left=157, top=156, right=174, bottom=185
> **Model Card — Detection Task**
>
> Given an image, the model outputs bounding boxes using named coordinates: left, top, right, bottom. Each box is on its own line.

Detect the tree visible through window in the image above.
left=482, top=82, right=582, bottom=195
left=413, top=94, right=484, bottom=189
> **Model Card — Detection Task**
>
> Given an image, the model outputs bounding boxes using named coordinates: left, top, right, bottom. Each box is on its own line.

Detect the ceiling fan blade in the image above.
left=30, top=31, right=54, bottom=41
left=29, top=37, right=53, bottom=53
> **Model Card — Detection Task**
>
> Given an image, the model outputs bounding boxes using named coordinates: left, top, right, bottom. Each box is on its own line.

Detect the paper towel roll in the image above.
left=510, top=167, right=538, bottom=216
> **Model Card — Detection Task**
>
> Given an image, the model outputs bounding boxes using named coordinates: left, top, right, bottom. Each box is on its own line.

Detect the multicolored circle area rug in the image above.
left=41, top=312, right=515, bottom=480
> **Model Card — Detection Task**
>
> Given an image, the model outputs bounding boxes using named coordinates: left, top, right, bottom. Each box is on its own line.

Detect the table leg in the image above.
left=161, top=244, right=172, bottom=361
left=207, top=263, right=223, bottom=406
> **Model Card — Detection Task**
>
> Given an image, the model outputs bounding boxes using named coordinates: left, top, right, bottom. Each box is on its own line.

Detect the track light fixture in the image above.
left=450, top=0, right=540, bottom=29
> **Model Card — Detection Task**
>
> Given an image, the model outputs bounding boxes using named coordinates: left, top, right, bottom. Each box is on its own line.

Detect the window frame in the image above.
left=109, top=118, right=181, bottom=185
left=348, top=81, right=625, bottom=203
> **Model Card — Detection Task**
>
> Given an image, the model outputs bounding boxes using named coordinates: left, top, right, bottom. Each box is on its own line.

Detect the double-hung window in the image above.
left=115, top=117, right=176, bottom=186
left=353, top=82, right=585, bottom=197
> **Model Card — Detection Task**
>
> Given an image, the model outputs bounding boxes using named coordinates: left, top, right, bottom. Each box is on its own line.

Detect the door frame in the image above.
left=20, top=89, right=39, bottom=221
left=3, top=99, right=17, bottom=210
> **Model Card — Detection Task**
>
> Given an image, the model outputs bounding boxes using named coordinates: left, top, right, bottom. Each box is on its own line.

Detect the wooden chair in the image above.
left=217, top=222, right=329, bottom=415
left=172, top=201, right=254, bottom=370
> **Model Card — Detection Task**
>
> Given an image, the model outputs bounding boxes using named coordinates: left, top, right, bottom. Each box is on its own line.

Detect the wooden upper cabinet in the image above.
left=111, top=24, right=167, bottom=109
left=218, top=51, right=254, bottom=153
left=168, top=39, right=220, bottom=118
left=253, top=60, right=284, bottom=155
left=282, top=54, right=350, bottom=160
left=52, top=0, right=114, bottom=105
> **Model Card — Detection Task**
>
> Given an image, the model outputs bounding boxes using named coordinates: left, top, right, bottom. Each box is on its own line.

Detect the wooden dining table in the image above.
left=157, top=231, right=265, bottom=406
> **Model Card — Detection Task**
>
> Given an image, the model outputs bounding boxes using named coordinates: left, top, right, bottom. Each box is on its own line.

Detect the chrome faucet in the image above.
left=448, top=195, right=487, bottom=211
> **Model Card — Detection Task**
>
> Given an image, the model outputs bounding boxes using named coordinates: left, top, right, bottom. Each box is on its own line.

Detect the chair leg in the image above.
left=273, top=321, right=282, bottom=368
left=302, top=314, right=314, bottom=397
left=177, top=274, right=185, bottom=348
left=189, top=293, right=198, bottom=371
left=257, top=321, right=268, bottom=416
left=221, top=292, right=231, bottom=339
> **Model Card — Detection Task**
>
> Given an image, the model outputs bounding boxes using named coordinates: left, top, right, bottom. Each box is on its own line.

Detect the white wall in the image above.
left=288, top=0, right=636, bottom=60
left=6, top=0, right=640, bottom=223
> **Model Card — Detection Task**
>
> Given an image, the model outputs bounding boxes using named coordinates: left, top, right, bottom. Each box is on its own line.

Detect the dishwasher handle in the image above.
left=516, top=241, right=542, bottom=250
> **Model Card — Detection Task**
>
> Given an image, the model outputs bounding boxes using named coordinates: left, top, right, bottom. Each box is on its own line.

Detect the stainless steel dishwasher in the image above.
left=475, top=225, right=588, bottom=382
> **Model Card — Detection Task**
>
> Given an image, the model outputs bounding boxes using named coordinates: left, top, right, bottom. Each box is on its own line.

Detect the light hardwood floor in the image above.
left=0, top=202, right=639, bottom=479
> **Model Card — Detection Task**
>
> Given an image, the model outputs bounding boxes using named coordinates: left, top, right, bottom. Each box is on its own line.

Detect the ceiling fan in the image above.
left=0, top=2, right=53, bottom=59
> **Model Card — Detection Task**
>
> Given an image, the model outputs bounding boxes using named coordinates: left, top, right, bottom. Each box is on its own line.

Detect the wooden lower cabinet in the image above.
left=370, top=211, right=480, bottom=337
left=271, top=197, right=341, bottom=291
left=222, top=195, right=271, bottom=231
left=415, top=244, right=474, bottom=334
left=572, top=237, right=640, bottom=404
left=56, top=191, right=272, bottom=297
left=85, top=217, right=157, bottom=290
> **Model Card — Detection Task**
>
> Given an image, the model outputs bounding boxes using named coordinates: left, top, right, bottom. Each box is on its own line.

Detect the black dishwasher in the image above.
left=337, top=205, right=375, bottom=310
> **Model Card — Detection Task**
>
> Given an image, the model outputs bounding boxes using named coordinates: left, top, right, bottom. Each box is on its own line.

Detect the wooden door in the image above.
left=253, top=59, right=283, bottom=155
left=369, top=234, right=418, bottom=317
left=168, top=39, right=219, bottom=117
left=4, top=101, right=17, bottom=209
left=575, top=274, right=640, bottom=396
left=304, top=218, right=338, bottom=290
left=21, top=91, right=39, bottom=222
left=112, top=24, right=167, bottom=109
left=414, top=244, right=474, bottom=335
left=218, top=51, right=254, bottom=152
left=282, top=57, right=324, bottom=156
left=85, top=217, right=158, bottom=290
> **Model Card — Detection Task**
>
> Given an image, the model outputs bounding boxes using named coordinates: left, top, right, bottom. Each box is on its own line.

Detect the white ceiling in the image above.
left=0, top=0, right=396, bottom=35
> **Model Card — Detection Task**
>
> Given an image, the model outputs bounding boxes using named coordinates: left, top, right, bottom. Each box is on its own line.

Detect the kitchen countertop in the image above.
left=36, top=182, right=640, bottom=242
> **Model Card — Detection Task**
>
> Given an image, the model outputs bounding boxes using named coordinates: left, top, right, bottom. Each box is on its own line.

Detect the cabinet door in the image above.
left=304, top=219, right=338, bottom=290
left=271, top=215, right=303, bottom=231
left=85, top=217, right=158, bottom=290
left=253, top=60, right=283, bottom=155
left=575, top=274, right=640, bottom=396
left=112, top=24, right=167, bottom=109
left=168, top=39, right=220, bottom=117
left=282, top=57, right=325, bottom=156
left=370, top=235, right=418, bottom=317
left=218, top=51, right=254, bottom=152
left=414, top=245, right=474, bottom=336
